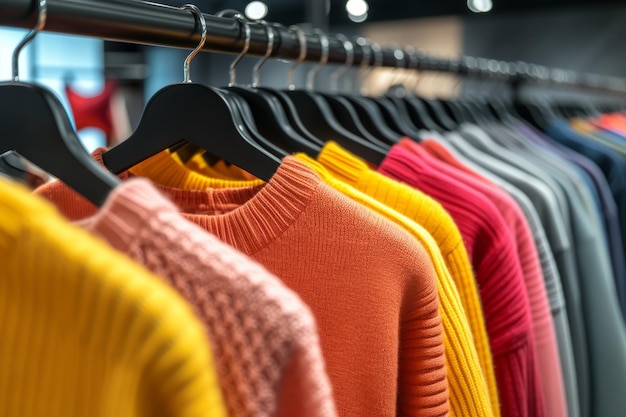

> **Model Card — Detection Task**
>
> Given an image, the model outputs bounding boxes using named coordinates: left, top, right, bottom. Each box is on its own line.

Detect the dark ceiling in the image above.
left=161, top=0, right=626, bottom=26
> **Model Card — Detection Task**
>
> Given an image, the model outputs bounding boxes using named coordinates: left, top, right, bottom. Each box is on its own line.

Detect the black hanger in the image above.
left=102, top=5, right=281, bottom=182
left=401, top=94, right=444, bottom=133
left=317, top=34, right=390, bottom=151
left=388, top=48, right=446, bottom=134
left=462, top=95, right=493, bottom=125
left=485, top=96, right=517, bottom=124
left=514, top=97, right=559, bottom=131
left=284, top=89, right=387, bottom=164
left=259, top=87, right=327, bottom=146
left=368, top=93, right=423, bottom=139
left=385, top=94, right=425, bottom=136
left=320, top=94, right=388, bottom=148
left=221, top=20, right=320, bottom=157
left=228, top=92, right=287, bottom=157
left=0, top=151, right=29, bottom=183
left=342, top=95, right=402, bottom=144
left=230, top=86, right=321, bottom=155
left=437, top=98, right=470, bottom=124
left=279, top=30, right=387, bottom=165
left=421, top=97, right=458, bottom=130
left=0, top=1, right=119, bottom=206
left=408, top=51, right=458, bottom=131
left=338, top=42, right=402, bottom=144
left=0, top=82, right=121, bottom=205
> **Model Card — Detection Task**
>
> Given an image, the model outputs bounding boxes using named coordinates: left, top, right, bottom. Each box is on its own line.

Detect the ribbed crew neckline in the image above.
left=92, top=149, right=322, bottom=255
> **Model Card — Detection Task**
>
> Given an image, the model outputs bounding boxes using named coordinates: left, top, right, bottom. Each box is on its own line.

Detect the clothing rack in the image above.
left=1, top=0, right=626, bottom=95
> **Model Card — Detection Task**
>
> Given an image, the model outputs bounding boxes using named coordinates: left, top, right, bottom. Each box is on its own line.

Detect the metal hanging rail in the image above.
left=0, top=0, right=625, bottom=95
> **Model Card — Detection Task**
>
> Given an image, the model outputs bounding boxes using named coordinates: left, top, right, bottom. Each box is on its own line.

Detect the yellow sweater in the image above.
left=135, top=150, right=264, bottom=189
left=316, top=142, right=499, bottom=417
left=0, top=178, right=226, bottom=417
left=130, top=150, right=494, bottom=417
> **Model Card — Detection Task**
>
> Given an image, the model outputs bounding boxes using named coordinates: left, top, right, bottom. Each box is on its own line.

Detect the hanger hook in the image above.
left=180, top=4, right=207, bottom=84
left=12, top=0, right=47, bottom=82
left=330, top=34, right=354, bottom=93
left=288, top=24, right=307, bottom=90
left=389, top=45, right=407, bottom=89
left=227, top=14, right=251, bottom=87
left=251, top=20, right=274, bottom=88
left=366, top=42, right=384, bottom=95
left=405, top=46, right=421, bottom=93
left=356, top=37, right=373, bottom=95
left=306, top=28, right=329, bottom=91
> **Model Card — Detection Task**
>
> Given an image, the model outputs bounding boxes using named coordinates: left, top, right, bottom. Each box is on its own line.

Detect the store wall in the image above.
left=362, top=16, right=463, bottom=98
left=462, top=4, right=626, bottom=99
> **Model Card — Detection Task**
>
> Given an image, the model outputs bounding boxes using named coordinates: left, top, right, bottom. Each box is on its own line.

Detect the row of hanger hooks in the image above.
left=9, top=0, right=626, bottom=98
left=179, top=4, right=368, bottom=92
left=180, top=4, right=395, bottom=94
left=8, top=0, right=418, bottom=112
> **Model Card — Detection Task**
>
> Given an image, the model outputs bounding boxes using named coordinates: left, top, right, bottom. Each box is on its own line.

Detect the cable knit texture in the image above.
left=300, top=148, right=495, bottom=417
left=0, top=178, right=226, bottom=417
left=379, top=143, right=544, bottom=417
left=412, top=139, right=567, bottom=417
left=76, top=178, right=336, bottom=417
left=35, top=150, right=450, bottom=417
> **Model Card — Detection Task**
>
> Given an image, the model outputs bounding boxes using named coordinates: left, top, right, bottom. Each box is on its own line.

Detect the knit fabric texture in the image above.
left=400, top=138, right=565, bottom=417
left=184, top=152, right=259, bottom=181
left=296, top=153, right=494, bottom=417
left=312, top=142, right=498, bottom=416
left=422, top=137, right=579, bottom=417
left=0, top=178, right=226, bottom=417
left=379, top=143, right=544, bottom=417
left=76, top=178, right=337, bottom=417
left=35, top=151, right=450, bottom=417
left=136, top=150, right=265, bottom=190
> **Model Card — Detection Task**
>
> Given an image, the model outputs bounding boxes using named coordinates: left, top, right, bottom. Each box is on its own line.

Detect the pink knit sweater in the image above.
left=77, top=178, right=337, bottom=417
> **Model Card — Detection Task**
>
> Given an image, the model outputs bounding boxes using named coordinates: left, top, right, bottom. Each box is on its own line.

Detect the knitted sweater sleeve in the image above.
left=0, top=179, right=226, bottom=417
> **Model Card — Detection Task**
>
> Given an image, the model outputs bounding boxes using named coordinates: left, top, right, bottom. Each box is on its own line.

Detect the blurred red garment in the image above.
left=65, top=80, right=117, bottom=146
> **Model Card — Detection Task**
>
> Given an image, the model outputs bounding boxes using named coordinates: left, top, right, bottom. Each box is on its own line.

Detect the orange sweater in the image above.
left=131, top=149, right=494, bottom=416
left=171, top=147, right=497, bottom=416
left=296, top=154, right=494, bottom=417
left=35, top=151, right=450, bottom=417
left=316, top=142, right=499, bottom=415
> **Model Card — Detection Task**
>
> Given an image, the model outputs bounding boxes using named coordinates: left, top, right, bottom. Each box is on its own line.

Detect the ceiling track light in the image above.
left=467, top=0, right=493, bottom=13
left=244, top=1, right=268, bottom=20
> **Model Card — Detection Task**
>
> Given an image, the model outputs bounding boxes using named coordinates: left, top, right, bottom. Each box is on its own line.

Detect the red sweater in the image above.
left=379, top=142, right=544, bottom=417
left=35, top=151, right=450, bottom=417
left=418, top=139, right=566, bottom=417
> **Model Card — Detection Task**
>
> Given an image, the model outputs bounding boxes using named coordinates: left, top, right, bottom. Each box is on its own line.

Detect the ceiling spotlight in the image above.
left=348, top=11, right=368, bottom=23
left=467, top=0, right=493, bottom=13
left=245, top=1, right=268, bottom=20
left=346, top=0, right=369, bottom=20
